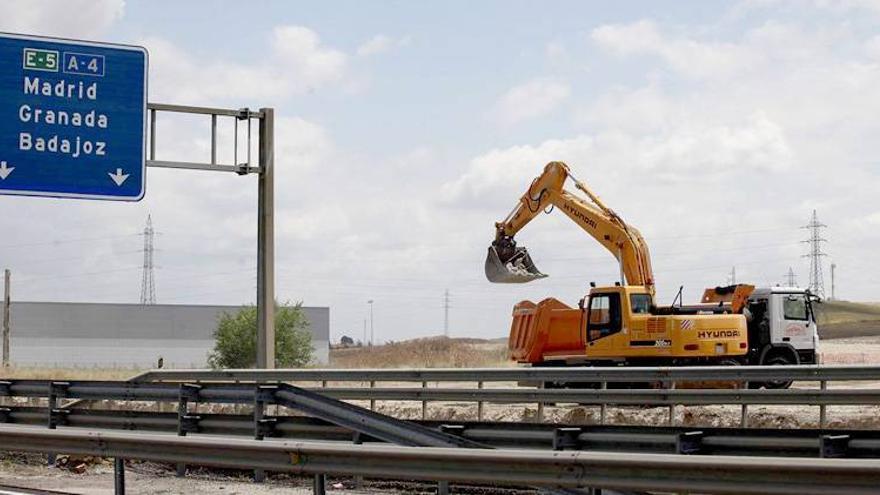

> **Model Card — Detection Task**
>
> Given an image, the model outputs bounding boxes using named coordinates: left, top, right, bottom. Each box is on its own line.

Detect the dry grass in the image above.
left=816, top=300, right=880, bottom=339
left=329, top=336, right=510, bottom=368
left=817, top=300, right=880, bottom=325
left=0, top=367, right=142, bottom=380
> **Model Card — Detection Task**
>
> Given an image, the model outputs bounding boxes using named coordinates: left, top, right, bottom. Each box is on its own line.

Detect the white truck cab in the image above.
left=745, top=287, right=818, bottom=368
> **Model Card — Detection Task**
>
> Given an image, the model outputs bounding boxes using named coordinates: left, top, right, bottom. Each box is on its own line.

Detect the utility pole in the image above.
left=831, top=262, right=837, bottom=301
left=362, top=319, right=367, bottom=347
left=786, top=267, right=798, bottom=288
left=139, top=214, right=157, bottom=305
left=801, top=210, right=828, bottom=298
left=367, top=300, right=374, bottom=347
left=728, top=266, right=736, bottom=285
left=443, top=289, right=450, bottom=337
left=2, top=269, right=9, bottom=367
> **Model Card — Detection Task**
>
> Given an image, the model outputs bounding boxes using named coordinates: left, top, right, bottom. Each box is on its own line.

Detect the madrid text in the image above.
left=18, top=76, right=108, bottom=159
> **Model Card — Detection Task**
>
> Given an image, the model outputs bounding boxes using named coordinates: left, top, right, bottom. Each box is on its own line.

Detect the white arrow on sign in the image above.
left=0, top=161, right=14, bottom=180
left=108, top=168, right=129, bottom=186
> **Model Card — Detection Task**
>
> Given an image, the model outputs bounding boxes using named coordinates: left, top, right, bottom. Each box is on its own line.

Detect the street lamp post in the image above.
left=367, top=300, right=374, bottom=347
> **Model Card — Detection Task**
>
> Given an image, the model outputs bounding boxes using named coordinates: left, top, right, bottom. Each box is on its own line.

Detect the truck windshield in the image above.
left=783, top=295, right=808, bottom=321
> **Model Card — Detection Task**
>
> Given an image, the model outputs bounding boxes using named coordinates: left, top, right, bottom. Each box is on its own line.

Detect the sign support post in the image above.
left=256, top=108, right=275, bottom=369
left=2, top=269, right=10, bottom=367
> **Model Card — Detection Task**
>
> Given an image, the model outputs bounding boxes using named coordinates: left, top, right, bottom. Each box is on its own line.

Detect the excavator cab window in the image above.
left=587, top=293, right=622, bottom=341
left=630, top=293, right=652, bottom=314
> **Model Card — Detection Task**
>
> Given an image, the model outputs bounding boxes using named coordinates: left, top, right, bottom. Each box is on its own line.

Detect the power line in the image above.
left=801, top=210, right=828, bottom=298
left=0, top=233, right=140, bottom=250
left=140, top=215, right=157, bottom=305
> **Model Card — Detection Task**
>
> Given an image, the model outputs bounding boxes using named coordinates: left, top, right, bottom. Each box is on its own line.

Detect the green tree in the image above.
left=208, top=302, right=314, bottom=368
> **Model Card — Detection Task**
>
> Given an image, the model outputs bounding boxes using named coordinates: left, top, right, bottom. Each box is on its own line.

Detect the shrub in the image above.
left=208, top=302, right=313, bottom=368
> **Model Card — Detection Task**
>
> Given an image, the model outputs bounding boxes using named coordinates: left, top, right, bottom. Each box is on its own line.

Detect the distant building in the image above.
left=8, top=301, right=329, bottom=368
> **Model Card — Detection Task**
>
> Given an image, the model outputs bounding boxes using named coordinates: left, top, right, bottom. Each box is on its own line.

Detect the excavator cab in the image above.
left=485, top=237, right=547, bottom=283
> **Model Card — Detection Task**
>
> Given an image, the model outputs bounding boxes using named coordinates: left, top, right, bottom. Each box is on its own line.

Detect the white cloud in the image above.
left=592, top=20, right=760, bottom=79
left=145, top=25, right=348, bottom=104
left=357, top=35, right=393, bottom=56
left=444, top=112, right=791, bottom=206
left=492, top=78, right=571, bottom=125
left=0, top=0, right=124, bottom=39
left=272, top=26, right=347, bottom=85
left=356, top=34, right=410, bottom=56
left=738, top=0, right=880, bottom=16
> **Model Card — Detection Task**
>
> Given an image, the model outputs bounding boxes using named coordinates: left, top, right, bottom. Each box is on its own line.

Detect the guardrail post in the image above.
left=352, top=432, right=365, bottom=489
left=176, top=383, right=202, bottom=477
left=313, top=473, right=326, bottom=495
left=253, top=385, right=278, bottom=483
left=667, top=381, right=676, bottom=426
left=369, top=381, right=376, bottom=412
left=535, top=381, right=544, bottom=423
left=477, top=381, right=485, bottom=421
left=47, top=381, right=69, bottom=467
left=437, top=425, right=462, bottom=494
left=820, top=434, right=850, bottom=458
left=676, top=431, right=704, bottom=454
left=553, top=427, right=582, bottom=451
left=599, top=381, right=607, bottom=425
left=819, top=380, right=827, bottom=429
left=114, top=457, right=125, bottom=495
left=740, top=403, right=749, bottom=428
left=422, top=381, right=428, bottom=420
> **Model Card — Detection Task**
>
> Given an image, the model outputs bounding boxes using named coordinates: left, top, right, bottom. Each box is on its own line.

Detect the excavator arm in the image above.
left=486, top=161, right=655, bottom=294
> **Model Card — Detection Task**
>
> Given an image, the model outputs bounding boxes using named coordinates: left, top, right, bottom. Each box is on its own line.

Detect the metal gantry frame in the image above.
left=146, top=103, right=275, bottom=368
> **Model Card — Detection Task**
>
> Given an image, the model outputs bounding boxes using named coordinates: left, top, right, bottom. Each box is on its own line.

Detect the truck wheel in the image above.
left=762, top=355, right=794, bottom=389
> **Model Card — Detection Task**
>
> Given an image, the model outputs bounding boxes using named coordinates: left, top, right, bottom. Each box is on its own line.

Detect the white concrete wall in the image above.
left=11, top=337, right=331, bottom=369
left=8, top=302, right=330, bottom=368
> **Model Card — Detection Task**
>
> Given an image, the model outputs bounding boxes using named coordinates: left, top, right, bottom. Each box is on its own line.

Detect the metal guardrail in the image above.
left=4, top=376, right=880, bottom=430
left=3, top=406, right=879, bottom=458
left=1, top=426, right=879, bottom=495
left=137, top=364, right=880, bottom=384
left=134, top=365, right=880, bottom=427
left=309, top=387, right=880, bottom=405
left=6, top=379, right=880, bottom=407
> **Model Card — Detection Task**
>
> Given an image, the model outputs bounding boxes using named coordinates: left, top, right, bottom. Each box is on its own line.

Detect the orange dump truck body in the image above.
left=508, top=298, right=582, bottom=363
left=508, top=286, right=749, bottom=365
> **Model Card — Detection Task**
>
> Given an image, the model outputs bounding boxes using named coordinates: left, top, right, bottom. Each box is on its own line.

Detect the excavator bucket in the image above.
left=485, top=245, right=547, bottom=283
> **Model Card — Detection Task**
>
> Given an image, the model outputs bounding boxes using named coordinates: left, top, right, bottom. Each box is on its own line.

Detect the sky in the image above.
left=0, top=0, right=878, bottom=344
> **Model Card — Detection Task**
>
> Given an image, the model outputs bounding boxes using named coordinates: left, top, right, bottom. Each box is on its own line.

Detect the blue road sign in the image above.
left=0, top=33, right=147, bottom=201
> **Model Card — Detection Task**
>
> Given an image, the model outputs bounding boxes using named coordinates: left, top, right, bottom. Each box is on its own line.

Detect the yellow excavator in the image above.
left=487, top=162, right=818, bottom=377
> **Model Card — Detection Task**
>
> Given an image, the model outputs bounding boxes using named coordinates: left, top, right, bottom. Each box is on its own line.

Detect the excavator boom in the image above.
left=486, top=161, right=655, bottom=294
